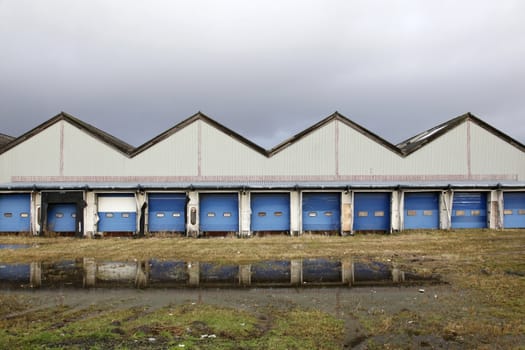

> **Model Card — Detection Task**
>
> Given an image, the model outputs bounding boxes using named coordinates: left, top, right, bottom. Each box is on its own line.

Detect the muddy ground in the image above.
left=1, top=231, right=524, bottom=349
left=1, top=283, right=523, bottom=349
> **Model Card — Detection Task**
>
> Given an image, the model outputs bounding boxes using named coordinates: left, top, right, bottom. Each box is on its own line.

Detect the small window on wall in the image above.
left=423, top=210, right=433, bottom=216
left=20, top=213, right=29, bottom=218
left=258, top=212, right=266, bottom=217
left=407, top=210, right=417, bottom=216
left=503, top=209, right=513, bottom=215
left=358, top=211, right=368, bottom=217
left=156, top=213, right=165, bottom=217
left=471, top=210, right=480, bottom=216
left=519, top=209, right=525, bottom=215
left=3, top=213, right=13, bottom=218
left=455, top=210, right=465, bottom=216
left=172, top=212, right=181, bottom=217
left=223, top=212, right=232, bottom=217
left=55, top=213, right=64, bottom=218
left=308, top=212, right=317, bottom=217
left=324, top=211, right=333, bottom=216
left=374, top=211, right=384, bottom=217
left=274, top=211, right=283, bottom=216
left=207, top=212, right=215, bottom=217
left=121, top=213, right=130, bottom=218
left=106, top=213, right=114, bottom=218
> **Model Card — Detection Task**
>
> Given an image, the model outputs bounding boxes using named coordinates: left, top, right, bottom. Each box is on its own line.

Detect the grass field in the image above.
left=0, top=229, right=524, bottom=349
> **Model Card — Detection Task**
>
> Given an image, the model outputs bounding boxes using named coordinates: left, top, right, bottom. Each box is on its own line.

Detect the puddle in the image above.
left=0, top=244, right=30, bottom=250
left=0, top=258, right=441, bottom=290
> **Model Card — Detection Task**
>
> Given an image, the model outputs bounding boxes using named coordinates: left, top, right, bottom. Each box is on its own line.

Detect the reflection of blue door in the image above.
left=354, top=192, right=391, bottom=231
left=404, top=192, right=439, bottom=229
left=503, top=192, right=525, bottom=228
left=251, top=193, right=290, bottom=232
left=47, top=204, right=77, bottom=232
left=302, top=192, right=341, bottom=231
left=200, top=193, right=239, bottom=232
left=148, top=193, right=186, bottom=232
left=451, top=192, right=487, bottom=229
left=0, top=194, right=31, bottom=232
left=98, top=194, right=137, bottom=232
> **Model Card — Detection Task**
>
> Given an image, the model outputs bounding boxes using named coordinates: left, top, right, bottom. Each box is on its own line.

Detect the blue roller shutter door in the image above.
left=148, top=193, right=186, bottom=232
left=503, top=192, right=525, bottom=228
left=0, top=194, right=31, bottom=232
left=98, top=194, right=137, bottom=232
left=200, top=193, right=239, bottom=232
left=302, top=192, right=341, bottom=231
left=404, top=192, right=439, bottom=229
left=354, top=192, right=391, bottom=231
left=251, top=193, right=290, bottom=232
left=47, top=204, right=77, bottom=232
left=451, top=192, right=487, bottom=229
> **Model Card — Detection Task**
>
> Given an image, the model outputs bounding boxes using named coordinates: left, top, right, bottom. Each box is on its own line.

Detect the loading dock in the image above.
left=147, top=193, right=186, bottom=233
left=503, top=192, right=525, bottom=228
left=40, top=192, right=85, bottom=237
left=199, top=193, right=239, bottom=234
left=46, top=203, right=77, bottom=233
left=97, top=194, right=137, bottom=234
left=302, top=192, right=341, bottom=233
left=0, top=193, right=31, bottom=233
left=250, top=193, right=290, bottom=234
left=404, top=192, right=440, bottom=229
left=451, top=192, right=487, bottom=229
left=353, top=192, right=391, bottom=231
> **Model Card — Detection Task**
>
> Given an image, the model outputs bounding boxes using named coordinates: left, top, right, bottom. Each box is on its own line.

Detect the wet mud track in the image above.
left=2, top=284, right=523, bottom=349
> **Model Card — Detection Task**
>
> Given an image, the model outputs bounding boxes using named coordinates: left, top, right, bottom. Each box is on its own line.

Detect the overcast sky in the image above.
left=1, top=0, right=524, bottom=148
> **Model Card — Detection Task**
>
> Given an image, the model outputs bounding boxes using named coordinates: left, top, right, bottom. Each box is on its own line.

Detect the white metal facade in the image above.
left=1, top=112, right=523, bottom=182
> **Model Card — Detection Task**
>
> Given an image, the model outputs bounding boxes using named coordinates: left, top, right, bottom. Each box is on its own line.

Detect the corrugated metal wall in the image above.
left=1, top=117, right=524, bottom=182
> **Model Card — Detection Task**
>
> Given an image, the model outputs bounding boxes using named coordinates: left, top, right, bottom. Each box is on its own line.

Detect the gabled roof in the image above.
left=1, top=111, right=523, bottom=159
left=132, top=111, right=268, bottom=157
left=268, top=111, right=403, bottom=156
left=397, top=112, right=525, bottom=155
left=0, top=112, right=135, bottom=156
left=0, top=133, right=14, bottom=148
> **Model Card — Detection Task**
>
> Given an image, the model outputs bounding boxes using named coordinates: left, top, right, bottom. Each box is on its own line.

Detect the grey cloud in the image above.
left=1, top=0, right=524, bottom=149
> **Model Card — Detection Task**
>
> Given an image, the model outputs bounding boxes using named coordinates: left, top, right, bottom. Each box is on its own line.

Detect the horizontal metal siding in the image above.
left=199, top=193, right=239, bottom=232
left=302, top=192, right=341, bottom=231
left=469, top=122, right=525, bottom=180
left=251, top=193, right=290, bottom=232
left=400, top=124, right=468, bottom=176
left=0, top=194, right=31, bottom=232
left=148, top=193, right=186, bottom=232
left=451, top=192, right=487, bottom=229
left=62, top=123, right=128, bottom=177
left=503, top=192, right=525, bottom=228
left=47, top=203, right=77, bottom=232
left=127, top=122, right=199, bottom=176
left=201, top=121, right=336, bottom=177
left=354, top=192, right=391, bottom=231
left=338, top=124, right=399, bottom=175
left=0, top=123, right=61, bottom=183
left=404, top=192, right=439, bottom=229
left=267, top=123, right=336, bottom=176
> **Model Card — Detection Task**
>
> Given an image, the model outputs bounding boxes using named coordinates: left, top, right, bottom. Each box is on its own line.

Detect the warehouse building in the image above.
left=0, top=111, right=524, bottom=237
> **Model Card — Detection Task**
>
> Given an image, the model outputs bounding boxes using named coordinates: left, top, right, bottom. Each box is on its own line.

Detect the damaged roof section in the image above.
left=396, top=112, right=525, bottom=155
